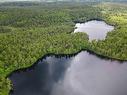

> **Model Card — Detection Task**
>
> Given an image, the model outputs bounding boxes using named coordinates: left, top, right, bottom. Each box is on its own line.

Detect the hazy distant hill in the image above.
left=0, top=0, right=127, bottom=3
left=40, top=0, right=127, bottom=2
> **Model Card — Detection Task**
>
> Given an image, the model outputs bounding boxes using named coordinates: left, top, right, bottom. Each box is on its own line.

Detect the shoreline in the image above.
left=7, top=48, right=127, bottom=78
left=7, top=48, right=127, bottom=94
left=7, top=18, right=126, bottom=95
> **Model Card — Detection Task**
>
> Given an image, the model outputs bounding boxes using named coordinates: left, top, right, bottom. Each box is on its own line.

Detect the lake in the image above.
left=74, top=20, right=114, bottom=41
left=9, top=51, right=127, bottom=95
left=9, top=20, right=127, bottom=95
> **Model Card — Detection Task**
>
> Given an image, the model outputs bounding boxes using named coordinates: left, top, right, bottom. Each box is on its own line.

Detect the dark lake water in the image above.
left=9, top=20, right=125, bottom=95
left=74, top=20, right=114, bottom=41
left=9, top=51, right=127, bottom=95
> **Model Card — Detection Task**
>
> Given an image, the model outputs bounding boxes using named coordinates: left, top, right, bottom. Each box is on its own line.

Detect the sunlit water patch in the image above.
left=74, top=20, right=114, bottom=41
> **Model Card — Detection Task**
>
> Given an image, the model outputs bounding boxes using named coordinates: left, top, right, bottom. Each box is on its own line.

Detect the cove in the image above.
left=9, top=51, right=127, bottom=95
left=74, top=20, right=114, bottom=41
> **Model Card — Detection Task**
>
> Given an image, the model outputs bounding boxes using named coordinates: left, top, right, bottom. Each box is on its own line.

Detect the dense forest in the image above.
left=0, top=2, right=101, bottom=95
left=90, top=3, right=127, bottom=60
left=0, top=1, right=127, bottom=95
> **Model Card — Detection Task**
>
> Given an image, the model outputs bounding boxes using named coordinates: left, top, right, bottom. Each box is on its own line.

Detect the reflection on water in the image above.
left=74, top=20, right=114, bottom=41
left=9, top=51, right=127, bottom=95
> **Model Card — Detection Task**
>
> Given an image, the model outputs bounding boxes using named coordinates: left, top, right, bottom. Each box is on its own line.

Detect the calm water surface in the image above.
left=9, top=20, right=125, bottom=95
left=74, top=20, right=114, bottom=41
left=9, top=51, right=127, bottom=95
